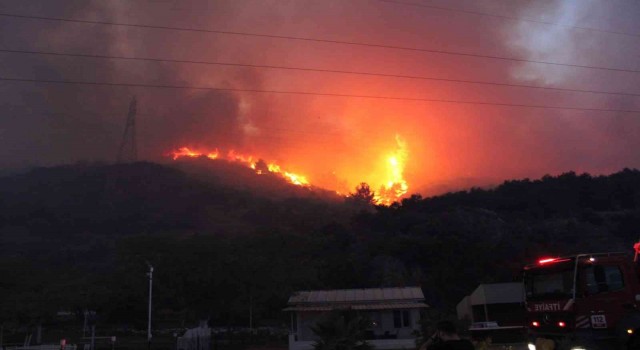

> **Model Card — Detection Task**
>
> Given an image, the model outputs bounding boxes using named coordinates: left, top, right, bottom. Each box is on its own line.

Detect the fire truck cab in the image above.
left=524, top=250, right=640, bottom=350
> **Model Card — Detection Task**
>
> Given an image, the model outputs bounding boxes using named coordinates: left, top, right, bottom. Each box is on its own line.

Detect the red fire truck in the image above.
left=524, top=244, right=640, bottom=350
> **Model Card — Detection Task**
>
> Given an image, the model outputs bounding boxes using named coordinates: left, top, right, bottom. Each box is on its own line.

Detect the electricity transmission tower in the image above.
left=117, top=96, right=138, bottom=163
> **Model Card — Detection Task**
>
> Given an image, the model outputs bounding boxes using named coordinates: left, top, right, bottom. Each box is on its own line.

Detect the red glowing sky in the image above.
left=1, top=0, right=639, bottom=196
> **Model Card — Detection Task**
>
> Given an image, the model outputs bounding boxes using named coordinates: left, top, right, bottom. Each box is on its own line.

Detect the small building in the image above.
left=285, top=287, right=428, bottom=350
left=457, top=282, right=524, bottom=326
left=457, top=283, right=525, bottom=343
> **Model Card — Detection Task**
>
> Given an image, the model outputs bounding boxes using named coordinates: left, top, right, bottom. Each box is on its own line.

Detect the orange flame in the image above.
left=171, top=147, right=219, bottom=160
left=283, top=172, right=309, bottom=186
left=167, top=134, right=409, bottom=205
left=168, top=147, right=310, bottom=187
left=373, top=135, right=409, bottom=205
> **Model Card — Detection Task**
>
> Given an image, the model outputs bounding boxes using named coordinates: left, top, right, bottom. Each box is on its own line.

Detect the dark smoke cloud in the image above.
left=0, top=0, right=639, bottom=194
left=0, top=1, right=266, bottom=167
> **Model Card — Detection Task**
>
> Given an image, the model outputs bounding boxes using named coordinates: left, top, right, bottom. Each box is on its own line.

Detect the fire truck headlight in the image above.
left=527, top=344, right=536, bottom=350
left=628, top=328, right=634, bottom=334
left=570, top=348, right=586, bottom=350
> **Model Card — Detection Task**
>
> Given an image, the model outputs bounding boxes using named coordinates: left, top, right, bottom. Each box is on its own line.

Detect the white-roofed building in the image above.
left=457, top=283, right=526, bottom=344
left=458, top=282, right=524, bottom=326
left=284, top=287, right=428, bottom=350
left=456, top=296, right=472, bottom=322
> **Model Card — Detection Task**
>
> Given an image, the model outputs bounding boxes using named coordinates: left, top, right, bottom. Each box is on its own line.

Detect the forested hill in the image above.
left=422, top=169, right=640, bottom=220
left=0, top=161, right=347, bottom=238
left=355, top=169, right=640, bottom=304
left=1, top=164, right=639, bottom=328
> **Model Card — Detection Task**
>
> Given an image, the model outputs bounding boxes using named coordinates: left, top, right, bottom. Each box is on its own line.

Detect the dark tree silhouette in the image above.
left=2, top=162, right=640, bottom=333
left=254, top=159, right=269, bottom=174
left=347, top=183, right=376, bottom=206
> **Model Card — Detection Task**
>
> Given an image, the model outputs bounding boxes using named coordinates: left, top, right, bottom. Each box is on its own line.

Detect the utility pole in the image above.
left=117, top=96, right=138, bottom=163
left=146, top=262, right=154, bottom=350
left=82, top=310, right=88, bottom=338
left=90, top=325, right=96, bottom=350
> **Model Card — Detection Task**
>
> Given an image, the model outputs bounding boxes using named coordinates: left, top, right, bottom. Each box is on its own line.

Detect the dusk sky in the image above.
left=1, top=0, right=639, bottom=196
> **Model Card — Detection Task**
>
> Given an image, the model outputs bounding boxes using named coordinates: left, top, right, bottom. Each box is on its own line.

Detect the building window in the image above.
left=393, top=310, right=411, bottom=328
left=585, top=265, right=624, bottom=294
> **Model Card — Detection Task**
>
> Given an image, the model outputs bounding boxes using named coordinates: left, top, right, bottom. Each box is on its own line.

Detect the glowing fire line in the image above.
left=168, top=134, right=409, bottom=205
left=169, top=147, right=310, bottom=187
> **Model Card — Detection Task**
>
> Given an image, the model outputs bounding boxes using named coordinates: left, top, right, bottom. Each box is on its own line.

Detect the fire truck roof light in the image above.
left=589, top=257, right=595, bottom=262
left=531, top=321, right=540, bottom=327
left=527, top=344, right=536, bottom=350
left=538, top=258, right=557, bottom=264
left=537, top=257, right=572, bottom=265
left=558, top=321, right=566, bottom=327
left=628, top=329, right=634, bottom=334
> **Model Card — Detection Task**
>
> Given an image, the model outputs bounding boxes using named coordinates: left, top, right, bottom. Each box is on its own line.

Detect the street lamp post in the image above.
left=146, top=262, right=154, bottom=350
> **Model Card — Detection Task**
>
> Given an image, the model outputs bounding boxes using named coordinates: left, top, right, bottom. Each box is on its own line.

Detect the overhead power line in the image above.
left=0, top=106, right=343, bottom=141
left=3, top=49, right=639, bottom=98
left=377, top=0, right=640, bottom=39
left=1, top=13, right=639, bottom=74
left=2, top=76, right=639, bottom=114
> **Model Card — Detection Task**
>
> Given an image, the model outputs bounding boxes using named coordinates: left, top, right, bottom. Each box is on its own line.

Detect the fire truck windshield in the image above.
left=525, top=261, right=575, bottom=300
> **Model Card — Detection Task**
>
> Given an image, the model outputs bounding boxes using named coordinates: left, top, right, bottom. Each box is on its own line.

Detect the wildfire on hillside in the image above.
left=168, top=135, right=409, bottom=205
left=374, top=135, right=409, bottom=205
left=169, top=147, right=310, bottom=186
